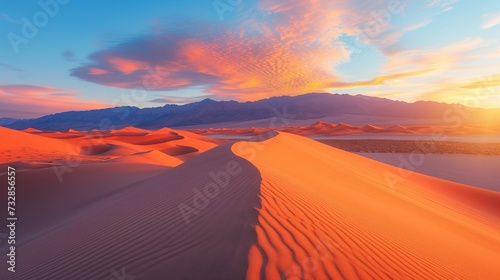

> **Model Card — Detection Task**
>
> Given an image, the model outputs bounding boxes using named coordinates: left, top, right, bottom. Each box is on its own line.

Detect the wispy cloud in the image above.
left=481, top=12, right=500, bottom=29
left=0, top=63, right=23, bottom=72
left=62, top=51, right=80, bottom=63
left=331, top=69, right=435, bottom=89
left=427, top=0, right=457, bottom=14
left=337, top=36, right=500, bottom=107
left=382, top=37, right=484, bottom=73
left=148, top=95, right=208, bottom=104
left=0, top=13, right=22, bottom=25
left=427, top=0, right=457, bottom=8
left=0, top=85, right=108, bottom=118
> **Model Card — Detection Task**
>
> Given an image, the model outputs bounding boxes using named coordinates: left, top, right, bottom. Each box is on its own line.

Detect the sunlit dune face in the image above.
left=233, top=132, right=500, bottom=279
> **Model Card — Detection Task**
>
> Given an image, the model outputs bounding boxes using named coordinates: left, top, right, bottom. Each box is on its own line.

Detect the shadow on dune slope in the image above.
left=0, top=143, right=263, bottom=280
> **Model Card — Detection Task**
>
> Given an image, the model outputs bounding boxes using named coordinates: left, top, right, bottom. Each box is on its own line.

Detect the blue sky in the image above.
left=0, top=0, right=499, bottom=118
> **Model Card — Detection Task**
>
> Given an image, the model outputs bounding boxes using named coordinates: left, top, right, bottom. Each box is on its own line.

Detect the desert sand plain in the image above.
left=0, top=125, right=499, bottom=279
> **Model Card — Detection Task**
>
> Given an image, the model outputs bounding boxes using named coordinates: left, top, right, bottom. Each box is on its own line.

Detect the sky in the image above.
left=0, top=0, right=499, bottom=118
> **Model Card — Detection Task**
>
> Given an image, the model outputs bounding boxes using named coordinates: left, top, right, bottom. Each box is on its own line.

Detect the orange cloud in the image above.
left=70, top=0, right=415, bottom=100
left=330, top=69, right=435, bottom=89
left=0, top=85, right=108, bottom=118
left=461, top=74, right=500, bottom=89
left=105, top=56, right=149, bottom=74
left=87, top=67, right=108, bottom=75
left=414, top=77, right=500, bottom=109
left=176, top=34, right=349, bottom=100
left=66, top=1, right=500, bottom=110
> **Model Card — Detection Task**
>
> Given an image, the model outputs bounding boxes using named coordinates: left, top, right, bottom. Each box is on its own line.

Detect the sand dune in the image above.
left=0, top=162, right=168, bottom=249
left=195, top=127, right=274, bottom=137
left=331, top=122, right=358, bottom=131
left=110, top=133, right=184, bottom=145
left=0, top=127, right=75, bottom=153
left=21, top=127, right=42, bottom=133
left=384, top=124, right=414, bottom=133
left=0, top=127, right=79, bottom=164
left=360, top=124, right=383, bottom=132
left=302, top=121, right=338, bottom=135
left=234, top=132, right=500, bottom=279
left=109, top=150, right=184, bottom=167
left=191, top=122, right=499, bottom=139
left=0, top=126, right=217, bottom=168
left=110, top=126, right=150, bottom=136
left=1, top=131, right=498, bottom=279
left=0, top=144, right=262, bottom=280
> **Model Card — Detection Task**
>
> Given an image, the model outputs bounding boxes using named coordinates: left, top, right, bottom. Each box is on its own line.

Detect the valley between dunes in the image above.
left=0, top=127, right=499, bottom=279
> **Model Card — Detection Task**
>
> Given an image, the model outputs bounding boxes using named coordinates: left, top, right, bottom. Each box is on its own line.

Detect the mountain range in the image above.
left=6, top=93, right=498, bottom=131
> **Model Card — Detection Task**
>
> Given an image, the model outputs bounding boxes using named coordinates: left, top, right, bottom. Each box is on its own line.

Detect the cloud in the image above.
left=0, top=63, right=23, bottom=72
left=426, top=1, right=457, bottom=15
left=439, top=6, right=454, bottom=13
left=71, top=0, right=494, bottom=107
left=461, top=74, right=500, bottom=89
left=404, top=20, right=432, bottom=32
left=427, top=0, right=457, bottom=8
left=414, top=75, right=500, bottom=108
left=71, top=0, right=423, bottom=100
left=382, top=37, right=483, bottom=73
left=0, top=13, right=21, bottom=25
left=481, top=12, right=500, bottom=30
left=62, top=51, right=80, bottom=63
left=0, top=85, right=108, bottom=119
left=148, top=95, right=207, bottom=104
left=331, top=69, right=435, bottom=89
left=335, top=35, right=500, bottom=108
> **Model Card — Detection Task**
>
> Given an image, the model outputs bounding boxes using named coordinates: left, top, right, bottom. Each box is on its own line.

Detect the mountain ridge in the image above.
left=5, top=93, right=497, bottom=131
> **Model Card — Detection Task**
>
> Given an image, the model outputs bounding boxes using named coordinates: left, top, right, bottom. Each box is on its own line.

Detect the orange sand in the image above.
left=0, top=126, right=218, bottom=168
left=0, top=129, right=498, bottom=279
left=234, top=132, right=500, bottom=279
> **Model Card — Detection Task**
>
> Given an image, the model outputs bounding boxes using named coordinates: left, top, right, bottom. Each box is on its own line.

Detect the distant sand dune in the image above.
left=0, top=126, right=217, bottom=167
left=110, top=126, right=151, bottom=136
left=111, top=133, right=184, bottom=145
left=192, top=121, right=500, bottom=139
left=0, top=127, right=79, bottom=164
left=161, top=145, right=199, bottom=156
left=21, top=127, right=42, bottom=133
left=360, top=124, right=383, bottom=132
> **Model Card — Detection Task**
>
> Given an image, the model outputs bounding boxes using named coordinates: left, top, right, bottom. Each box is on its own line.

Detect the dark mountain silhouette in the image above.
left=0, top=118, right=17, bottom=126
left=5, top=93, right=496, bottom=131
